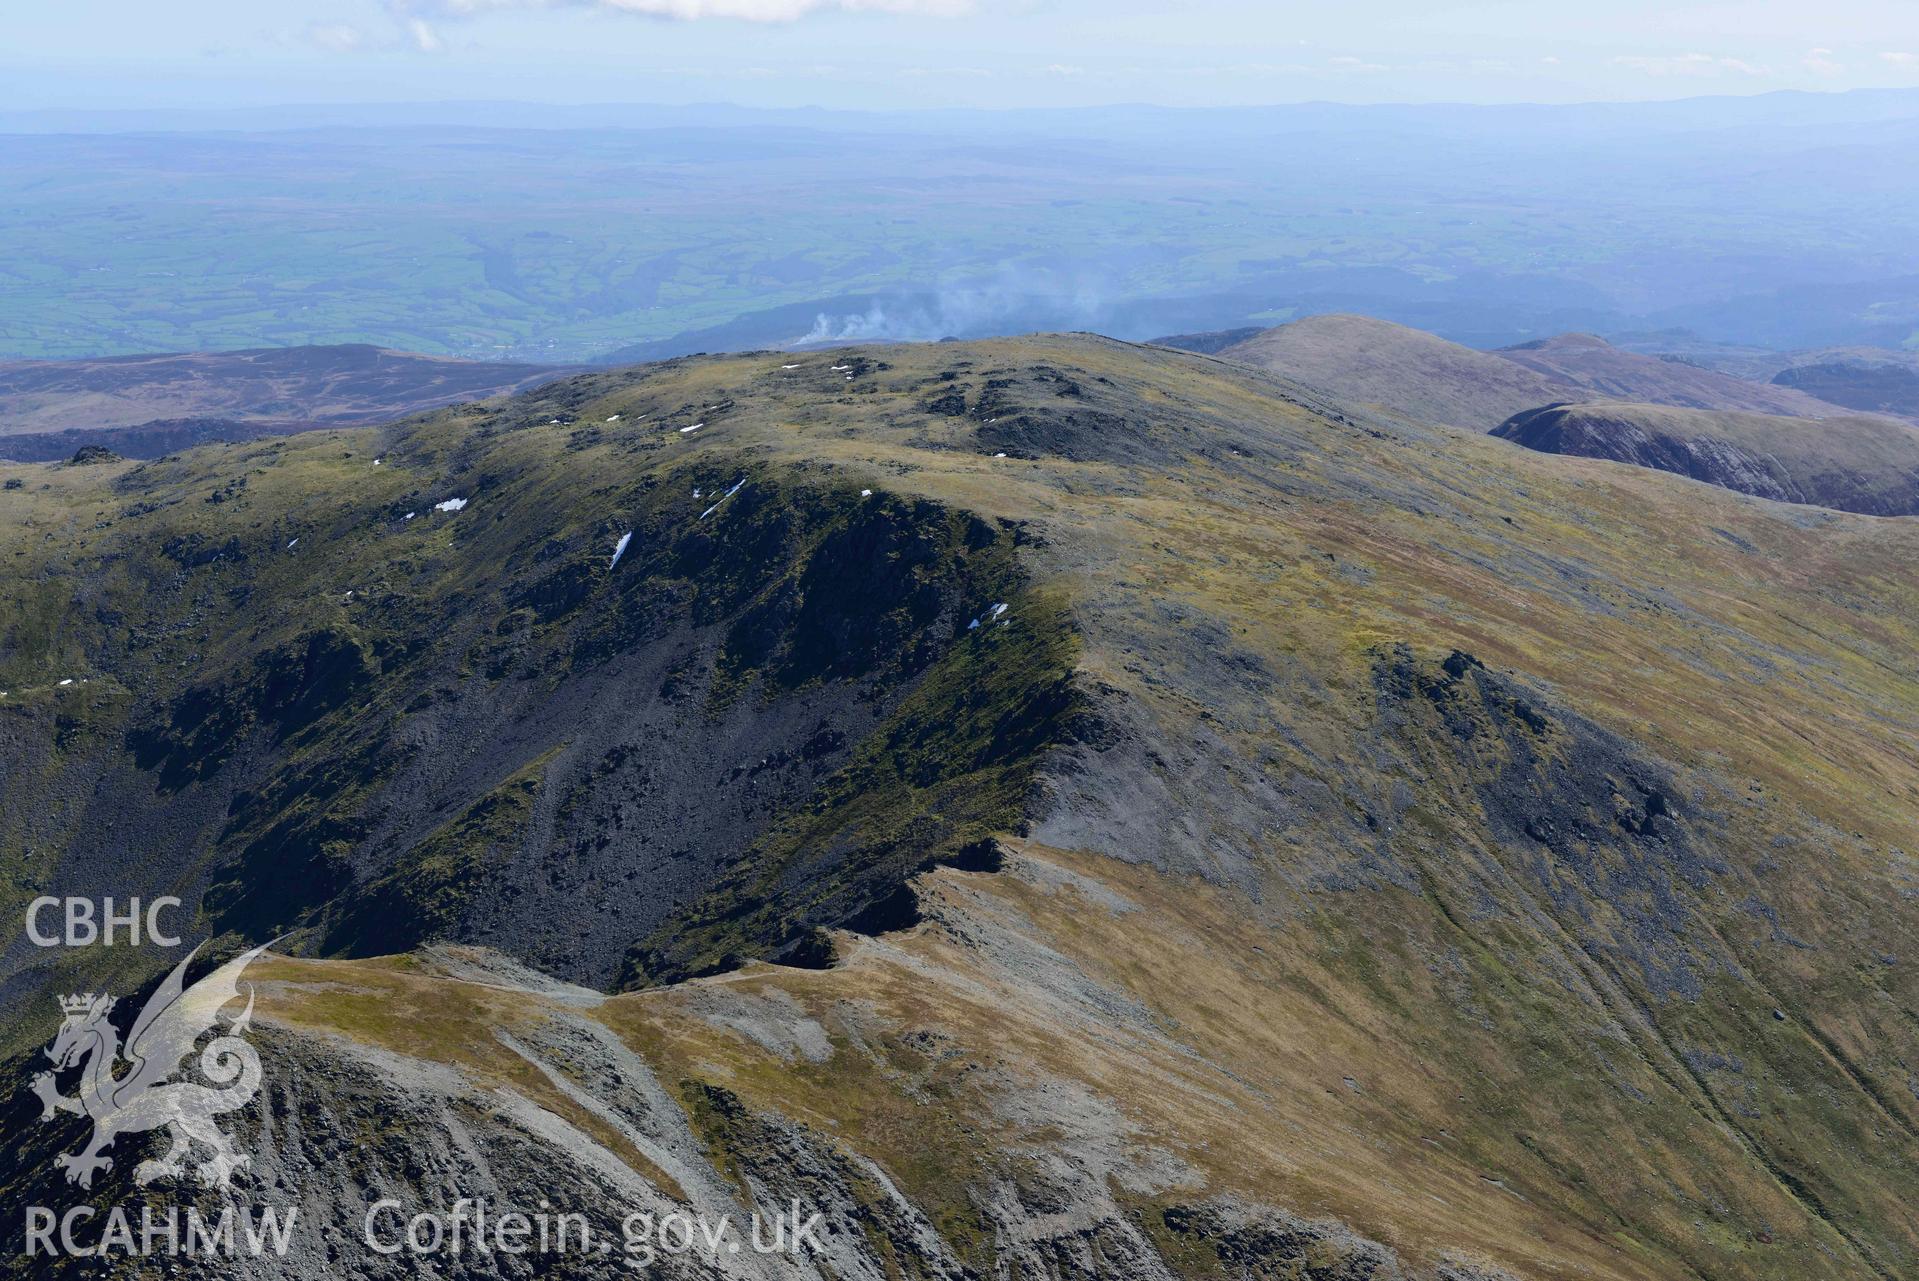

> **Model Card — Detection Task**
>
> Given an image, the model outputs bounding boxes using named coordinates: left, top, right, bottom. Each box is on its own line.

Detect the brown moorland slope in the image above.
left=1214, top=313, right=1574, bottom=429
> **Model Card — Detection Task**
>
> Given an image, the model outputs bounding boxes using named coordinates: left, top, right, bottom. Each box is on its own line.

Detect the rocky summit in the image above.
left=2, top=334, right=1916, bottom=1280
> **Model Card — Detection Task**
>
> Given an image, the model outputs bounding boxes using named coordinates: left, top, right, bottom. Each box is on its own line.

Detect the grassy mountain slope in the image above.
left=1215, top=314, right=1573, bottom=429
left=2, top=336, right=1917, bottom=1279
left=1495, top=399, right=1919, bottom=515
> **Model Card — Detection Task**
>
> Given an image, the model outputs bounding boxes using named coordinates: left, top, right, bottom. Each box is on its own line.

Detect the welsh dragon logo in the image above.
left=31, top=941, right=274, bottom=1190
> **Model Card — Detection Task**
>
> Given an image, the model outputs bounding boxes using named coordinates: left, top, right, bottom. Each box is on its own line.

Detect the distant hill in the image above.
left=0, top=416, right=286, bottom=464
left=1494, top=400, right=1919, bottom=515
left=1148, top=326, right=1266, bottom=356
left=1213, top=314, right=1574, bottom=429
left=1204, top=317, right=1899, bottom=452
left=1577, top=335, right=1919, bottom=421
left=0, top=344, right=575, bottom=459
left=1768, top=349, right=1919, bottom=419
left=1494, top=332, right=1846, bottom=417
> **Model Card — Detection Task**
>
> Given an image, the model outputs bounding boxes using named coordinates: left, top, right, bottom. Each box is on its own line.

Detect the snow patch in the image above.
left=970, top=603, right=1010, bottom=632
left=435, top=497, right=468, bottom=513
left=699, top=477, right=747, bottom=521
left=609, top=531, right=632, bottom=570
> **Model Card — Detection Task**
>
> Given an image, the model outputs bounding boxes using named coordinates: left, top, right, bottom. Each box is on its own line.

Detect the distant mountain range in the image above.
left=1156, top=314, right=1919, bottom=515
left=1159, top=314, right=1887, bottom=426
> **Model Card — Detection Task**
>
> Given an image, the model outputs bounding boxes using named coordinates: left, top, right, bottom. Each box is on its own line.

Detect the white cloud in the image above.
left=401, top=0, right=971, bottom=20
left=406, top=18, right=445, bottom=52
left=304, top=22, right=372, bottom=53
left=299, top=13, right=445, bottom=55
left=1328, top=55, right=1390, bottom=74
left=1612, top=52, right=1770, bottom=78
left=898, top=65, right=995, bottom=78
left=1045, top=63, right=1085, bottom=77
left=1883, top=51, right=1918, bottom=66
left=1121, top=63, right=1314, bottom=77
left=1802, top=47, right=1843, bottom=75
left=378, top=0, right=975, bottom=54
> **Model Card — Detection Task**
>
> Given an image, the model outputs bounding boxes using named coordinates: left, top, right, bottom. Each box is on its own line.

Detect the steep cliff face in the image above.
left=0, top=435, right=1072, bottom=997
left=3, top=336, right=1917, bottom=1280
left=1493, top=399, right=1919, bottom=515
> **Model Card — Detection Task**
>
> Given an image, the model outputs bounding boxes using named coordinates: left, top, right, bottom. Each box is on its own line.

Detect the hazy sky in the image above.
left=9, top=0, right=1919, bottom=111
